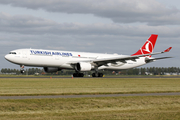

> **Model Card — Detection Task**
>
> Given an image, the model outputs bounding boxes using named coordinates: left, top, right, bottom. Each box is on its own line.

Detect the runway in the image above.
left=0, top=92, right=180, bottom=100
left=1, top=76, right=180, bottom=79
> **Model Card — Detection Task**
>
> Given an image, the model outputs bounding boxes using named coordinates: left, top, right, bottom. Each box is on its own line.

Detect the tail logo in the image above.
left=142, top=40, right=153, bottom=54
left=131, top=34, right=158, bottom=56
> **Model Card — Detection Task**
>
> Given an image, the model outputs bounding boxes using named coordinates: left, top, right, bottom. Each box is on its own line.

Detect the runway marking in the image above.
left=0, top=92, right=180, bottom=99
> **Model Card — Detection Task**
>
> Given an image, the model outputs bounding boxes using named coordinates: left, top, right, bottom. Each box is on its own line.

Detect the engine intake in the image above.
left=75, top=62, right=92, bottom=72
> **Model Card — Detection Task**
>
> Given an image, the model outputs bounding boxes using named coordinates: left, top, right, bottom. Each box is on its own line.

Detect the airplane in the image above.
left=5, top=34, right=172, bottom=77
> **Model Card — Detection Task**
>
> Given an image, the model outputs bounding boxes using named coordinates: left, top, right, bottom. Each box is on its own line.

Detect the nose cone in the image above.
left=4, top=54, right=9, bottom=60
left=4, top=54, right=11, bottom=62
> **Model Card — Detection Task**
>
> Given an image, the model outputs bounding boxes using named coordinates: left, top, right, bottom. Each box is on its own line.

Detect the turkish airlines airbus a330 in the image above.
left=5, top=34, right=172, bottom=77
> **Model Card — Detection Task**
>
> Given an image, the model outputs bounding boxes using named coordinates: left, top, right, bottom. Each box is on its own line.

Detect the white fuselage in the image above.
left=5, top=49, right=147, bottom=71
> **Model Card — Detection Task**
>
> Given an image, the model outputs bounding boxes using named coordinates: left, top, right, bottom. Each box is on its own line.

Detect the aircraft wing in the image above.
left=69, top=47, right=172, bottom=67
left=92, top=47, right=172, bottom=66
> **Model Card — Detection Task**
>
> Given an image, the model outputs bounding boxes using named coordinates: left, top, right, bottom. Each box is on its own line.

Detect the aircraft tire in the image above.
left=20, top=70, right=25, bottom=74
left=98, top=73, right=103, bottom=77
left=92, top=73, right=96, bottom=77
left=73, top=73, right=84, bottom=77
left=92, top=73, right=103, bottom=77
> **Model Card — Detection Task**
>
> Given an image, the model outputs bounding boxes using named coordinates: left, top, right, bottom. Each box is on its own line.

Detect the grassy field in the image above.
left=0, top=96, right=180, bottom=120
left=0, top=78, right=180, bottom=95
left=0, top=77, right=180, bottom=119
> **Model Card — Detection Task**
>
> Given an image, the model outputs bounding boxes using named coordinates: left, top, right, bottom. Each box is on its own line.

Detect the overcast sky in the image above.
left=0, top=0, right=179, bottom=69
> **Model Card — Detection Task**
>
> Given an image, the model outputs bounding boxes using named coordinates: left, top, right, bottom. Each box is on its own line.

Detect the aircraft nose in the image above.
left=5, top=55, right=8, bottom=59
left=5, top=54, right=18, bottom=64
left=5, top=54, right=10, bottom=60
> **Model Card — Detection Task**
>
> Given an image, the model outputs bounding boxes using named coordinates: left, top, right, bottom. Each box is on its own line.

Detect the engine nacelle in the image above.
left=75, top=62, right=92, bottom=72
left=43, top=67, right=61, bottom=73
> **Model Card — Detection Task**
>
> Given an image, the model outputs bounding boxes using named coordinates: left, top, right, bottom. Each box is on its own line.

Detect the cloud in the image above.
left=0, top=1, right=178, bottom=69
left=0, top=12, right=180, bottom=37
left=0, top=0, right=180, bottom=26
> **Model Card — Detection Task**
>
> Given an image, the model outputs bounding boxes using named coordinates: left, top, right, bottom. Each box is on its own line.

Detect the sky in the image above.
left=0, top=0, right=179, bottom=69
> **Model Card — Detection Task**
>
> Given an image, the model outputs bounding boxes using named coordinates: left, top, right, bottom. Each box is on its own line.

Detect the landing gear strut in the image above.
left=91, top=66, right=103, bottom=77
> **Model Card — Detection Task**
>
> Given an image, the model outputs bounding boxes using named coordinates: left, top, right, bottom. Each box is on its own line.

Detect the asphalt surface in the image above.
left=1, top=76, right=180, bottom=79
left=0, top=92, right=180, bottom=100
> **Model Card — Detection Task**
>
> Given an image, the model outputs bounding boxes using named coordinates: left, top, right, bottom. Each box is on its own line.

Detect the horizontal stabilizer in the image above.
left=145, top=57, right=172, bottom=63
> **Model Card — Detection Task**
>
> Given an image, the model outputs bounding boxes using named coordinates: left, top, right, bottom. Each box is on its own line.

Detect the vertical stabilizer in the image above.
left=131, top=34, right=158, bottom=56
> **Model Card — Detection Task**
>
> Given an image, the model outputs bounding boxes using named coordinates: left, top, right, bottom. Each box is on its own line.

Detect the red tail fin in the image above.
left=131, top=34, right=158, bottom=56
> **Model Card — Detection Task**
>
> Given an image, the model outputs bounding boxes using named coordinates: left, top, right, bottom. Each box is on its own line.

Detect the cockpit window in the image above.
left=9, top=52, right=17, bottom=54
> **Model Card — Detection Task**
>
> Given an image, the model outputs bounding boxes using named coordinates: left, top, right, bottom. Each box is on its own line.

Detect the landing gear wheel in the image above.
left=73, top=73, right=84, bottom=77
left=20, top=70, right=25, bottom=74
left=98, top=73, right=103, bottom=77
left=79, top=73, right=84, bottom=77
left=92, top=73, right=103, bottom=77
left=92, top=73, right=96, bottom=77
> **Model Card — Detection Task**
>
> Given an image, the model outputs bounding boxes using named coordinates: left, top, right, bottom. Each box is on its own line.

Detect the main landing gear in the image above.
left=73, top=73, right=84, bottom=77
left=92, top=73, right=103, bottom=77
left=73, top=72, right=104, bottom=77
left=92, top=67, right=104, bottom=77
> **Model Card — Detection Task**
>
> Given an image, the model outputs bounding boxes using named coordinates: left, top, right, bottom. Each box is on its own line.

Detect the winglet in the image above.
left=164, top=47, right=172, bottom=53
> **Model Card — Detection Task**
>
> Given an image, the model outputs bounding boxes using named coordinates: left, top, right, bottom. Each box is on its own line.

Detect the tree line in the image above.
left=117, top=67, right=180, bottom=75
left=0, top=68, right=44, bottom=75
left=0, top=67, right=179, bottom=75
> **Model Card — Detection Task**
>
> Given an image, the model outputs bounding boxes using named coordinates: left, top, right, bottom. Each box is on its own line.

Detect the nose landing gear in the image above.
left=20, top=65, right=25, bottom=74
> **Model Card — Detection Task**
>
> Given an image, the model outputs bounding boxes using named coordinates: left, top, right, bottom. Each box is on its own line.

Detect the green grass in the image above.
left=0, top=78, right=180, bottom=119
left=0, top=78, right=180, bottom=96
left=0, top=96, right=180, bottom=120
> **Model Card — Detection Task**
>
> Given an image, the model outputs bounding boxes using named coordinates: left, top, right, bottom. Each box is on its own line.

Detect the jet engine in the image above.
left=75, top=62, right=92, bottom=72
left=43, top=67, right=61, bottom=73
